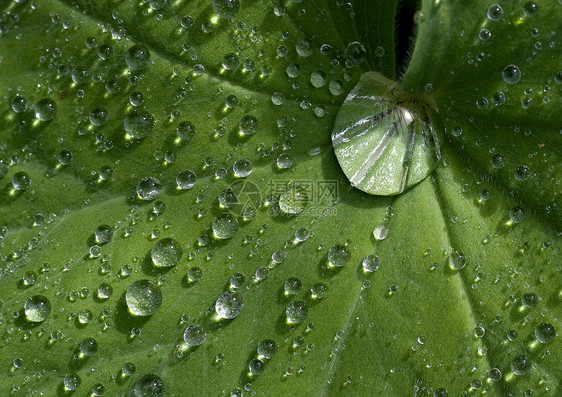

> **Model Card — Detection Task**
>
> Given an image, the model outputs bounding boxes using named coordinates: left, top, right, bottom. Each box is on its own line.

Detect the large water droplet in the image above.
left=215, top=290, right=244, bottom=319
left=332, top=72, right=441, bottom=196
left=448, top=250, right=466, bottom=270
left=79, top=337, right=98, bottom=356
left=362, top=254, right=380, bottom=272
left=24, top=295, right=51, bottom=322
left=510, top=355, right=530, bottom=375
left=257, top=339, right=278, bottom=359
left=126, top=280, right=163, bottom=316
left=151, top=238, right=183, bottom=268
left=487, top=4, right=503, bottom=20
left=12, top=171, right=31, bottom=191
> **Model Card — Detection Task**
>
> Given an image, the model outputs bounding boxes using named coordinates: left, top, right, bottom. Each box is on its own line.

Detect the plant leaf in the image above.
left=0, top=0, right=559, bottom=396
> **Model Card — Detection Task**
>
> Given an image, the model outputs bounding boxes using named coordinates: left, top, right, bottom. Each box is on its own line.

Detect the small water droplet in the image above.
left=183, top=324, right=206, bottom=346
left=215, top=290, right=244, bottom=319
left=126, top=280, right=163, bottom=316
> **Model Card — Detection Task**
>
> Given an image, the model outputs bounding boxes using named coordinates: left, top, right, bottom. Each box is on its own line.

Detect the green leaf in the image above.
left=0, top=1, right=559, bottom=397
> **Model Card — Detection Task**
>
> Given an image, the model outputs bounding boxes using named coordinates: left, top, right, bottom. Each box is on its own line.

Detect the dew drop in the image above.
left=215, top=290, right=244, bottom=319
left=286, top=301, right=308, bottom=324
left=502, top=64, right=521, bottom=84
left=212, top=214, right=239, bottom=239
left=11, top=95, right=28, bottom=113
left=133, top=374, right=166, bottom=397
left=63, top=373, right=81, bottom=391
left=327, top=244, right=351, bottom=267
left=124, top=109, right=155, bottom=139
left=510, top=355, right=530, bottom=375
left=249, top=359, right=265, bottom=375
left=79, top=337, right=98, bottom=356
left=89, top=108, right=109, bottom=126
left=534, top=323, right=555, bottom=344
left=136, top=177, right=162, bottom=201
left=487, top=4, right=503, bottom=21
left=126, top=280, right=163, bottom=316
left=12, top=171, right=31, bottom=191
left=94, top=225, right=113, bottom=244
left=257, top=339, right=278, bottom=359
left=176, top=170, right=197, bottom=190
left=34, top=98, right=57, bottom=121
left=126, top=45, right=150, bottom=70
left=284, top=277, right=302, bottom=295
left=183, top=324, right=206, bottom=346
left=24, top=295, right=51, bottom=322
left=448, top=250, right=466, bottom=270
left=238, top=115, right=258, bottom=136
left=233, top=159, right=253, bottom=178
left=362, top=254, right=380, bottom=273
left=151, top=238, right=183, bottom=268
left=345, top=41, right=366, bottom=64
left=212, top=0, right=240, bottom=19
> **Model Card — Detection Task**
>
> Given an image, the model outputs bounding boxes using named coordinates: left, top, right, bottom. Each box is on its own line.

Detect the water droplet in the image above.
left=63, top=373, right=81, bottom=391
left=34, top=98, right=57, bottom=121
left=71, top=66, right=90, bottom=85
left=521, top=292, right=538, bottom=308
left=473, top=326, right=485, bottom=338
left=151, top=238, right=183, bottom=268
left=57, top=149, right=73, bottom=165
left=212, top=214, right=239, bottom=239
left=294, top=227, right=311, bottom=242
left=310, top=70, right=327, bottom=88
left=229, top=273, right=245, bottom=289
left=96, top=283, right=113, bottom=300
left=311, top=283, right=328, bottom=299
left=510, top=355, right=530, bottom=375
left=238, top=115, right=258, bottom=136
left=279, top=188, right=307, bottom=215
left=183, top=324, right=206, bottom=346
left=249, top=358, right=265, bottom=375
left=126, top=280, right=163, bottom=316
left=534, top=323, right=555, bottom=343
left=490, top=153, right=505, bottom=169
left=124, top=110, right=155, bottom=139
left=222, top=53, right=239, bottom=70
left=129, top=91, right=144, bottom=106
left=95, top=225, right=113, bottom=244
left=487, top=4, right=503, bottom=21
left=448, top=250, right=466, bottom=270
left=372, top=224, right=388, bottom=240
left=478, top=28, right=491, bottom=41
left=233, top=159, right=252, bottom=177
left=12, top=171, right=31, bottom=191
left=126, top=45, right=150, bottom=70
left=345, top=41, right=366, bottom=64
left=11, top=95, right=28, bottom=113
left=148, top=0, right=167, bottom=11
left=522, top=2, right=538, bottom=17
left=89, top=108, right=109, bottom=126
left=362, top=254, right=380, bottom=272
left=136, top=177, right=162, bottom=201
left=133, top=374, right=166, bottom=397
left=502, top=64, right=521, bottom=84
left=79, top=337, right=98, bottom=356
left=491, top=92, right=506, bottom=106
left=215, top=290, right=244, bottom=319
left=212, top=0, right=240, bottom=19
left=488, top=368, right=502, bottom=382
left=286, top=301, right=308, bottom=324
left=554, top=71, right=562, bottom=85
left=284, top=277, right=302, bottom=295
left=24, top=295, right=51, bottom=322
left=276, top=153, right=293, bottom=169
left=257, top=339, right=278, bottom=359
left=374, top=46, right=385, bottom=57
left=328, top=244, right=351, bottom=267
left=514, top=165, right=530, bottom=181
left=22, top=271, right=37, bottom=287
left=186, top=267, right=202, bottom=283
left=509, top=206, right=525, bottom=223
